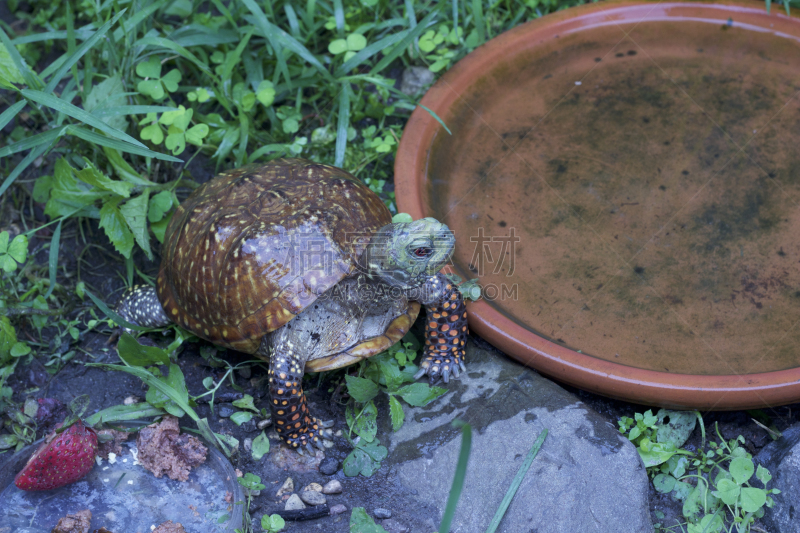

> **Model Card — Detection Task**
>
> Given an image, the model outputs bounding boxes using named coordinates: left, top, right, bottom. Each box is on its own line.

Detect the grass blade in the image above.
left=0, top=27, right=41, bottom=89
left=84, top=402, right=166, bottom=426
left=83, top=288, right=154, bottom=332
left=0, top=125, right=68, bottom=158
left=133, top=36, right=217, bottom=80
left=418, top=104, right=452, bottom=135
left=333, top=0, right=346, bottom=34
left=112, top=1, right=163, bottom=42
left=68, top=126, right=182, bottom=162
left=439, top=421, right=472, bottom=533
left=44, top=219, right=62, bottom=300
left=0, top=101, right=25, bottom=131
left=243, top=2, right=333, bottom=81
left=92, top=105, right=178, bottom=118
left=23, top=89, right=147, bottom=148
left=484, top=429, right=548, bottom=533
left=43, top=9, right=127, bottom=95
left=335, top=29, right=410, bottom=77
left=241, top=0, right=293, bottom=88
left=11, top=29, right=94, bottom=45
left=284, top=3, right=301, bottom=37
left=0, top=135, right=59, bottom=197
left=370, top=8, right=440, bottom=75
left=471, top=0, right=485, bottom=46
left=334, top=83, right=350, bottom=167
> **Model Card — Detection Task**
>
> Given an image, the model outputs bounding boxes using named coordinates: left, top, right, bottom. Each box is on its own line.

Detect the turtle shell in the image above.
left=157, top=158, right=396, bottom=354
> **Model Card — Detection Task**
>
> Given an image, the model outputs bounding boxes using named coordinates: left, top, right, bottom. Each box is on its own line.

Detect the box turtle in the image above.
left=115, top=158, right=469, bottom=453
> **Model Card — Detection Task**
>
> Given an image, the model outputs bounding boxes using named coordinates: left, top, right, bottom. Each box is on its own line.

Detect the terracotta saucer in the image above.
left=396, top=0, right=800, bottom=409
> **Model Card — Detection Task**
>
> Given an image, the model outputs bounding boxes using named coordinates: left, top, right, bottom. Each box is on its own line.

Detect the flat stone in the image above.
left=284, top=494, right=306, bottom=511
left=257, top=418, right=272, bottom=430
left=322, top=480, right=342, bottom=494
left=217, top=404, right=235, bottom=418
left=387, top=341, right=652, bottom=533
left=400, top=66, right=435, bottom=96
left=755, top=423, right=800, bottom=533
left=329, top=504, right=347, bottom=516
left=302, top=483, right=323, bottom=492
left=300, top=490, right=327, bottom=506
left=276, top=477, right=294, bottom=498
left=374, top=508, right=392, bottom=519
left=319, top=456, right=339, bottom=475
left=382, top=519, right=410, bottom=533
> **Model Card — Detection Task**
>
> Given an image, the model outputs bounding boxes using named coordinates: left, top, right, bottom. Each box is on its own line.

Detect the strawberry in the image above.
left=14, top=419, right=98, bottom=491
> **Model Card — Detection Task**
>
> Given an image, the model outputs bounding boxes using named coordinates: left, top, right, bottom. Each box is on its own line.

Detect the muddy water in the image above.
left=429, top=19, right=800, bottom=375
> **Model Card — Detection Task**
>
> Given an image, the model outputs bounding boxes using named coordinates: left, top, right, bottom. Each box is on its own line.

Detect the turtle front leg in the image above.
left=414, top=274, right=468, bottom=384
left=116, top=285, right=172, bottom=331
left=261, top=339, right=333, bottom=454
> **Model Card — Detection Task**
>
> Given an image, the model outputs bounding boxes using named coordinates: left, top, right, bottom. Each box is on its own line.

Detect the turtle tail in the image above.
left=116, top=285, right=171, bottom=331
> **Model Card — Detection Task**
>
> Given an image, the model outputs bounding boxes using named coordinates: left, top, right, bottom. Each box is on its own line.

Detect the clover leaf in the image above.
left=135, top=57, right=181, bottom=100
left=328, top=32, right=367, bottom=62
left=256, top=80, right=275, bottom=107
left=0, top=232, right=28, bottom=273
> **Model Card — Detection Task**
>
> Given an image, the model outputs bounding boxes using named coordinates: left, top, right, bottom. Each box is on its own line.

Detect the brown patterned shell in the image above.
left=156, top=158, right=392, bottom=354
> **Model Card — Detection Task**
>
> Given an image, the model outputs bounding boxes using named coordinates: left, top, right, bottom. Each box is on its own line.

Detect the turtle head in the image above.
left=363, top=218, right=455, bottom=289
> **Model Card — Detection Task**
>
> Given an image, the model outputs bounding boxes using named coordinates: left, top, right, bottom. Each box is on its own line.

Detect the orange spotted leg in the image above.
left=414, top=274, right=469, bottom=384
left=266, top=346, right=333, bottom=454
left=116, top=285, right=172, bottom=332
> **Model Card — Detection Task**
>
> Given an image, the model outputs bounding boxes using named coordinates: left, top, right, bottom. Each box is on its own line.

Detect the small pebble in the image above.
left=329, top=504, right=347, bottom=516
left=374, top=508, right=392, bottom=519
left=238, top=366, right=252, bottom=379
left=257, top=418, right=273, bottom=430
left=123, top=396, right=141, bottom=406
left=319, top=457, right=339, bottom=475
left=322, top=480, right=342, bottom=494
left=323, top=440, right=334, bottom=448
left=276, top=477, right=294, bottom=498
left=244, top=438, right=253, bottom=453
left=302, top=483, right=323, bottom=492
left=285, top=494, right=306, bottom=511
left=218, top=405, right=235, bottom=418
left=300, top=490, right=327, bottom=506
left=334, top=430, right=342, bottom=437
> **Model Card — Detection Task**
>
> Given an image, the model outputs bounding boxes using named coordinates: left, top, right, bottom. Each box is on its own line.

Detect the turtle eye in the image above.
left=413, top=247, right=433, bottom=257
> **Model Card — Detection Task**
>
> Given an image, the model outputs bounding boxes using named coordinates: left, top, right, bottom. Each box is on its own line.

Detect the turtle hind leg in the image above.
left=260, top=338, right=333, bottom=454
left=415, top=274, right=469, bottom=384
left=115, top=285, right=171, bottom=331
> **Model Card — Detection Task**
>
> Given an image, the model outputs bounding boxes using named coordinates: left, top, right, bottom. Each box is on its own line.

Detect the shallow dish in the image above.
left=396, top=0, right=800, bottom=409
left=0, top=424, right=244, bottom=532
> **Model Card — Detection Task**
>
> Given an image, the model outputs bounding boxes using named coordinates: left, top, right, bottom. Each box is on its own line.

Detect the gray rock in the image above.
left=323, top=479, right=342, bottom=494
left=257, top=418, right=272, bottom=430
left=382, top=519, right=410, bottom=533
left=755, top=423, right=800, bottom=533
left=284, top=494, right=306, bottom=511
left=243, top=438, right=252, bottom=453
left=300, top=490, right=327, bottom=506
left=218, top=404, right=235, bottom=418
left=387, top=342, right=652, bottom=533
left=329, top=504, right=347, bottom=516
left=400, top=66, right=435, bottom=96
left=374, top=508, right=392, bottom=519
left=319, top=457, right=339, bottom=475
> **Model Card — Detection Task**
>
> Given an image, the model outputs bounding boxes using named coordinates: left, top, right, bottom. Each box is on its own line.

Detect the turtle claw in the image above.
left=415, top=352, right=466, bottom=384
left=306, top=442, right=316, bottom=455
left=413, top=366, right=428, bottom=380
left=313, top=438, right=326, bottom=451
left=459, top=361, right=466, bottom=372
left=296, top=446, right=305, bottom=456
left=451, top=365, right=460, bottom=378
left=319, top=427, right=334, bottom=440
left=441, top=368, right=451, bottom=383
